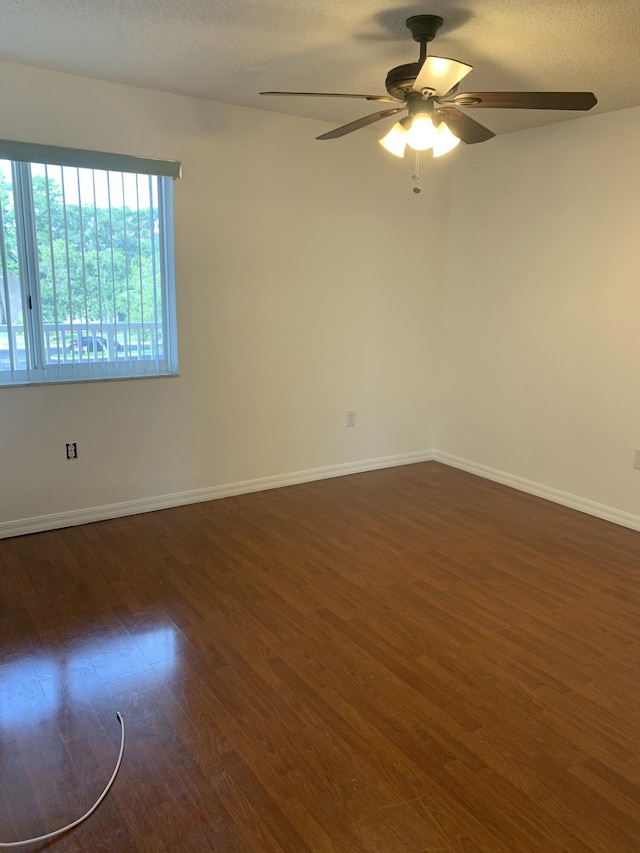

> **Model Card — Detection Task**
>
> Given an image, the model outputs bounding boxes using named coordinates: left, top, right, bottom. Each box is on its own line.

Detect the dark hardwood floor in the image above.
left=2, top=461, right=640, bottom=851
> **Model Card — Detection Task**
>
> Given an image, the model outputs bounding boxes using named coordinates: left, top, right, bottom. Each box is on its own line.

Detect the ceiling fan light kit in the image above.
left=379, top=97, right=462, bottom=159
left=260, top=13, right=597, bottom=187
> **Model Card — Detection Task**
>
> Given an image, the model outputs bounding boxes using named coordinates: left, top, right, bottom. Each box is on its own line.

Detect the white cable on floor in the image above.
left=0, top=711, right=125, bottom=848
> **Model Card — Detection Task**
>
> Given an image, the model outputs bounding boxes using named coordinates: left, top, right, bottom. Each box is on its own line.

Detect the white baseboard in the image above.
left=0, top=449, right=435, bottom=539
left=435, top=451, right=640, bottom=533
left=6, top=449, right=639, bottom=539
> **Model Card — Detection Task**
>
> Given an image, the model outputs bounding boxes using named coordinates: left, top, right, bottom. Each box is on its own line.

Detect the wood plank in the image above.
left=2, top=462, right=640, bottom=850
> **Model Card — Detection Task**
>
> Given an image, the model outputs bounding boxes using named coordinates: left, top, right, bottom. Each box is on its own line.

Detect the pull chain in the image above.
left=411, top=150, right=421, bottom=194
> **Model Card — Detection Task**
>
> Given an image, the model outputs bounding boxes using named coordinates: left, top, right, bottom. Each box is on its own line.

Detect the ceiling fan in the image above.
left=260, top=14, right=597, bottom=160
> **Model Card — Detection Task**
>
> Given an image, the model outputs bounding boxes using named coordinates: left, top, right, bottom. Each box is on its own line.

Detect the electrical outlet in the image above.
left=66, top=442, right=78, bottom=460
left=634, top=449, right=640, bottom=470
left=346, top=410, right=356, bottom=428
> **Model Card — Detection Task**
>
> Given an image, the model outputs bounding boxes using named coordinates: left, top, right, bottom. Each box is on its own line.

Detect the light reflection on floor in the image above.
left=0, top=626, right=177, bottom=730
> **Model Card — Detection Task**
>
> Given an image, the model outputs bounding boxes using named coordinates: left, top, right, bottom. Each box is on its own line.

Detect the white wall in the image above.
left=438, top=105, right=640, bottom=517
left=0, top=62, right=450, bottom=526
left=6, top=60, right=636, bottom=532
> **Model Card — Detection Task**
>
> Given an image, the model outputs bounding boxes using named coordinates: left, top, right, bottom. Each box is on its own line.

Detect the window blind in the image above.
left=0, top=140, right=181, bottom=180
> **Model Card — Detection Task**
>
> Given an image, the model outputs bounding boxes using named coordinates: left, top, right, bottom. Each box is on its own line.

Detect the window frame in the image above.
left=0, top=139, right=181, bottom=387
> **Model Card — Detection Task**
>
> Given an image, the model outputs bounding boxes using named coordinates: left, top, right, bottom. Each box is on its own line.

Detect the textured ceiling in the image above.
left=1, top=0, right=640, bottom=139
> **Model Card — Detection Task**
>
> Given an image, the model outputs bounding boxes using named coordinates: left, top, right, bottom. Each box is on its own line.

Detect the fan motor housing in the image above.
left=385, top=63, right=422, bottom=100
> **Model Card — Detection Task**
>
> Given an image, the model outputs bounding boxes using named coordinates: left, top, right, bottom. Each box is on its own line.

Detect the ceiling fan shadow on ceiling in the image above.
left=260, top=13, right=597, bottom=183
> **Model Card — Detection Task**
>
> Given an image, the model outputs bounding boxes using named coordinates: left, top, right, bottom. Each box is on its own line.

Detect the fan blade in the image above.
left=413, top=56, right=473, bottom=97
left=260, top=91, right=398, bottom=103
left=436, top=106, right=495, bottom=144
left=446, top=91, right=597, bottom=110
left=316, top=107, right=406, bottom=140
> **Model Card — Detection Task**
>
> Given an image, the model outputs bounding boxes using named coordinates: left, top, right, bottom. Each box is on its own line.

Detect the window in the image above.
left=0, top=140, right=180, bottom=385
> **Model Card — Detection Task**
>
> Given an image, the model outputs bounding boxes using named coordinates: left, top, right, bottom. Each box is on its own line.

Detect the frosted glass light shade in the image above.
left=406, top=115, right=437, bottom=151
left=413, top=56, right=473, bottom=98
left=379, top=122, right=408, bottom=158
left=433, top=121, right=461, bottom=158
